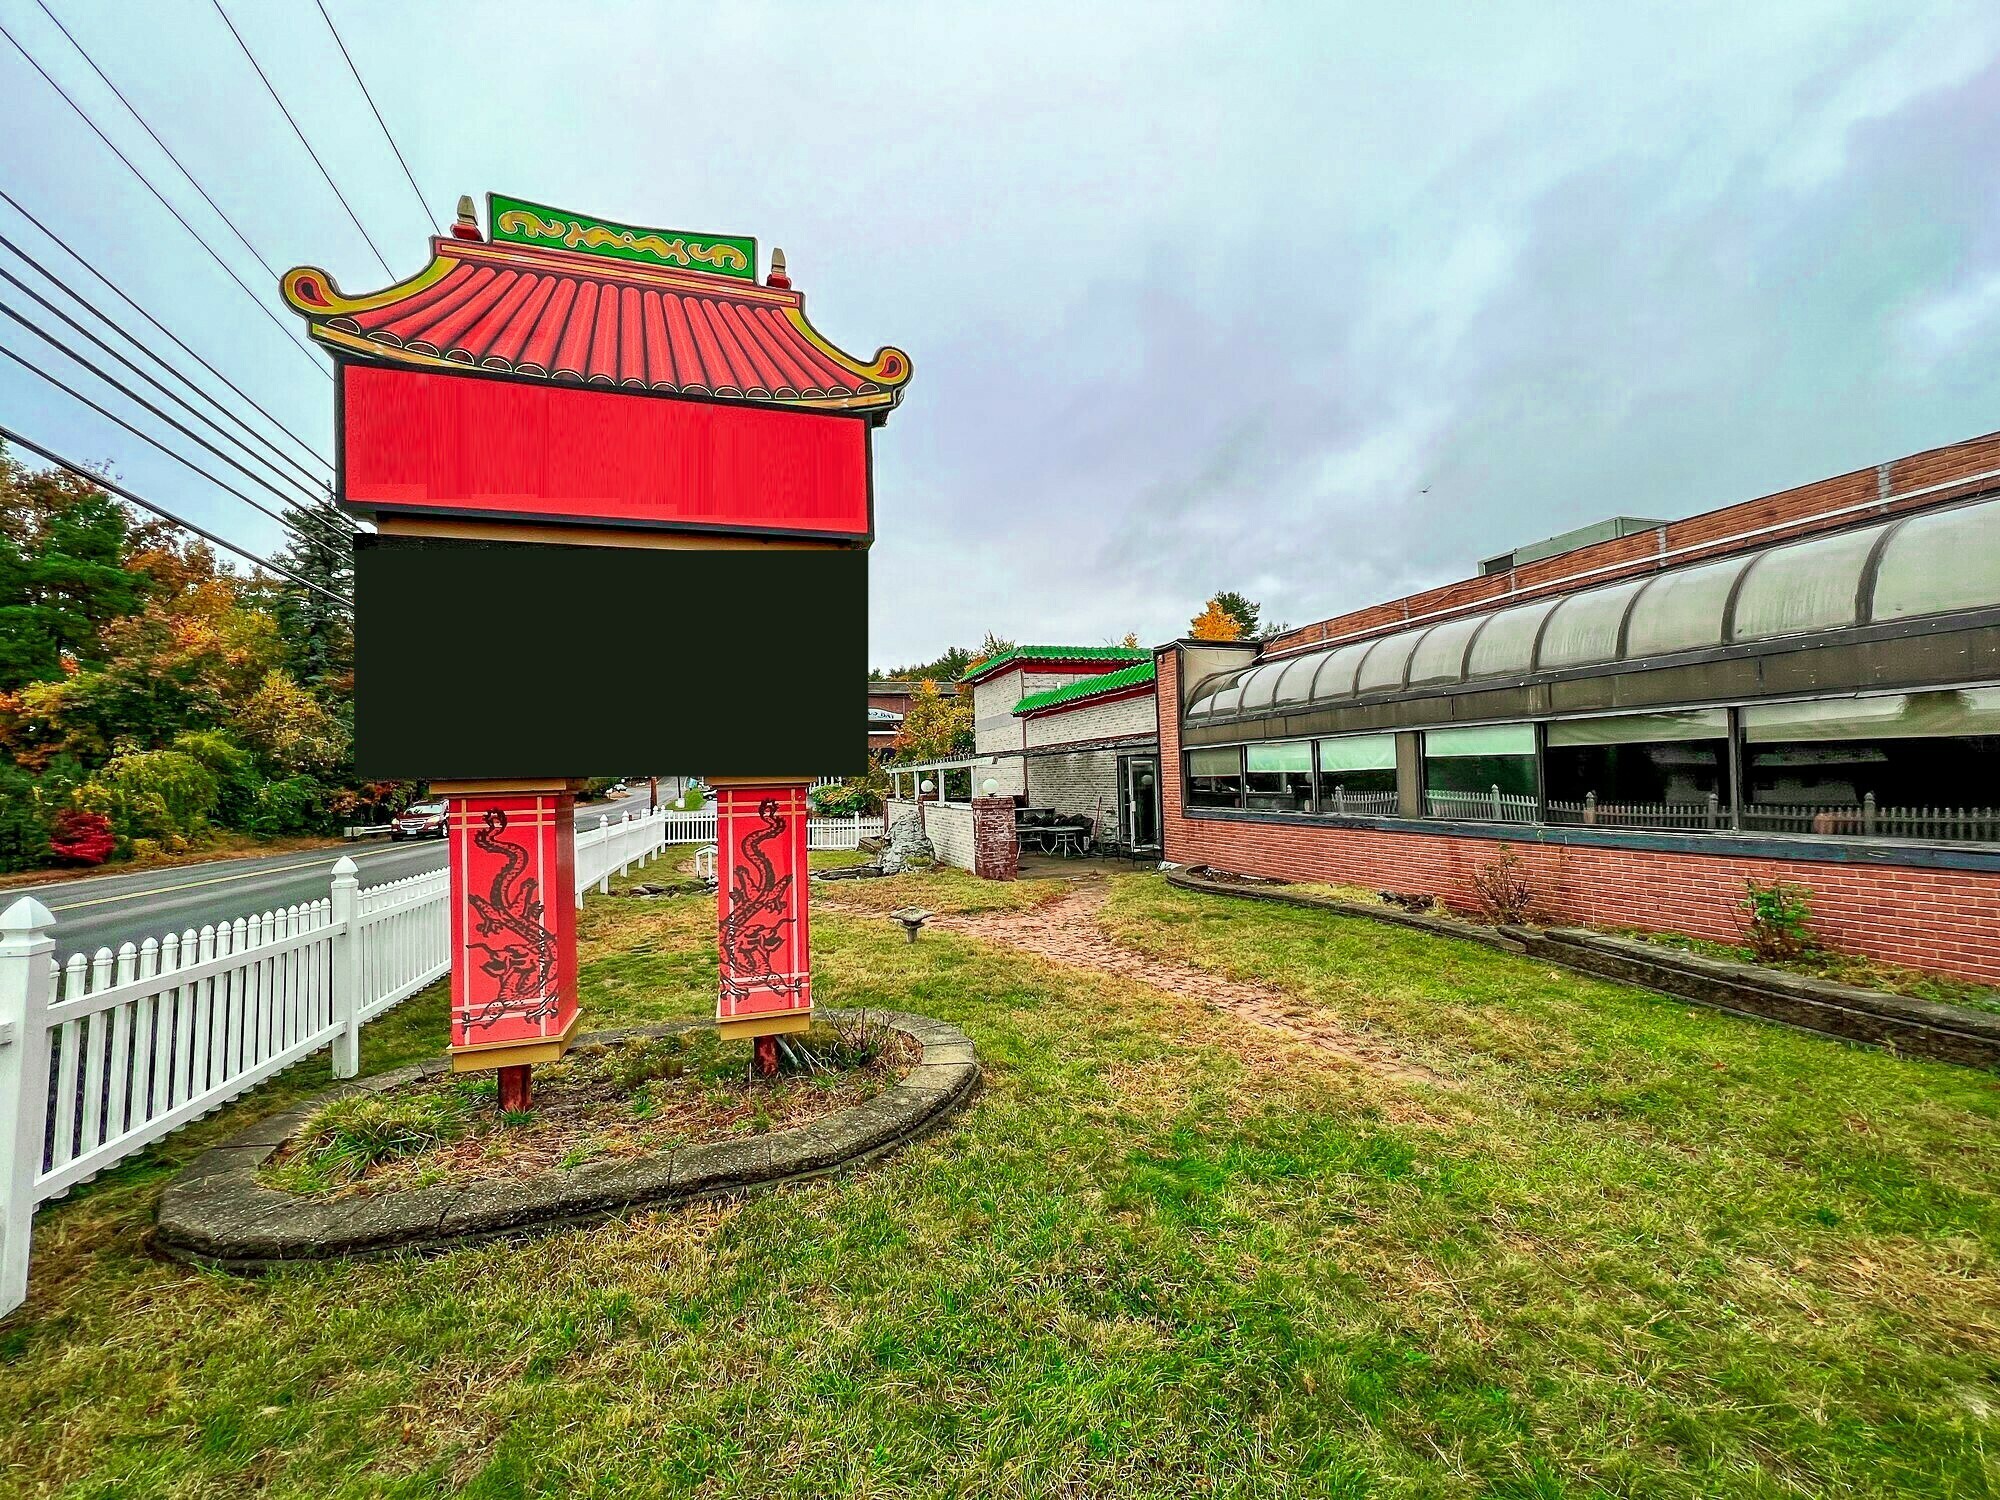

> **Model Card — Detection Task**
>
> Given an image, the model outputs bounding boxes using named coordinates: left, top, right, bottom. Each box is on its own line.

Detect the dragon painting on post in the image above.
left=715, top=783, right=813, bottom=1038
left=446, top=793, right=577, bottom=1058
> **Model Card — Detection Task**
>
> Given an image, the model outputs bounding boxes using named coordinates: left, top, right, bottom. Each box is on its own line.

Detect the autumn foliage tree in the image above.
left=1189, top=597, right=1246, bottom=641
left=891, top=679, right=974, bottom=762
left=0, top=442, right=394, bottom=870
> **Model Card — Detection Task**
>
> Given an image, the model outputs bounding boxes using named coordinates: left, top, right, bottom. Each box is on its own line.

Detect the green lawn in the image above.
left=2, top=873, right=1996, bottom=1497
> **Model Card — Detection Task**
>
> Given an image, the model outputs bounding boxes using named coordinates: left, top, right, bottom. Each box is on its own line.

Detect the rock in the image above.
left=880, top=812, right=934, bottom=875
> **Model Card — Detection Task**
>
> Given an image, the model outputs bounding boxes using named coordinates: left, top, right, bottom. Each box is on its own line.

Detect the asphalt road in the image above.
left=7, top=787, right=662, bottom=962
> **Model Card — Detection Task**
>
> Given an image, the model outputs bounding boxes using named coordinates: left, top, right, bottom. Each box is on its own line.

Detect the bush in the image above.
left=47, top=808, right=114, bottom=866
left=171, top=730, right=259, bottom=827
left=81, top=748, right=219, bottom=844
left=245, top=774, right=327, bottom=836
left=1468, top=847, right=1536, bottom=925
left=809, top=779, right=882, bottom=817
left=1742, top=879, right=1816, bottom=962
left=0, top=763, right=49, bottom=872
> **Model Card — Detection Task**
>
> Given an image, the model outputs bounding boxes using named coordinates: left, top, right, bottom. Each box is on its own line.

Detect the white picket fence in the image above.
left=1424, top=787, right=1541, bottom=823
left=0, top=800, right=888, bottom=1315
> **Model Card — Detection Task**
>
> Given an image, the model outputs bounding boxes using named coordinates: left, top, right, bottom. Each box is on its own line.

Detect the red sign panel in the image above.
left=716, top=784, right=812, bottom=1027
left=447, top=791, right=578, bottom=1055
left=340, top=364, right=871, bottom=538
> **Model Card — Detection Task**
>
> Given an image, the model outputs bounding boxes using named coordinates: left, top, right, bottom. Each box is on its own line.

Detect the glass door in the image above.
left=1120, top=754, right=1160, bottom=850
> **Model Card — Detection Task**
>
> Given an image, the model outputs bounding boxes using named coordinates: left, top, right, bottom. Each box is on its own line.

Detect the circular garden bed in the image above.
left=154, top=1011, right=977, bottom=1270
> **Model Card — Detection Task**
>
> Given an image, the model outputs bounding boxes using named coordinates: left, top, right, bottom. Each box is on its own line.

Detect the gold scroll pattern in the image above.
left=494, top=210, right=750, bottom=273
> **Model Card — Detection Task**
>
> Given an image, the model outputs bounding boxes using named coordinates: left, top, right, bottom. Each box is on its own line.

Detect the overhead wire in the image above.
left=0, top=188, right=333, bottom=477
left=0, top=301, right=355, bottom=541
left=209, top=0, right=396, bottom=280
left=314, top=0, right=438, bottom=236
left=0, top=19, right=330, bottom=376
left=0, top=337, right=353, bottom=552
left=0, top=424, right=352, bottom=610
left=31, top=0, right=283, bottom=282
left=0, top=263, right=331, bottom=508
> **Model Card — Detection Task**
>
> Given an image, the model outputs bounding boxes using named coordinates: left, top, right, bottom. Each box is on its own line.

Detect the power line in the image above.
left=0, top=301, right=355, bottom=541
left=0, top=263, right=328, bottom=507
left=209, top=0, right=395, bottom=281
left=32, top=0, right=281, bottom=282
left=0, top=337, right=353, bottom=552
left=0, top=19, right=330, bottom=375
left=0, top=424, right=352, bottom=610
left=314, top=0, right=438, bottom=237
left=0, top=189, right=333, bottom=472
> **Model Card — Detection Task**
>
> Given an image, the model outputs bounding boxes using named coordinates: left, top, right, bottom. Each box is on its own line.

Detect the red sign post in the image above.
left=285, top=193, right=908, bottom=1099
left=714, top=780, right=814, bottom=1066
left=440, top=784, right=579, bottom=1106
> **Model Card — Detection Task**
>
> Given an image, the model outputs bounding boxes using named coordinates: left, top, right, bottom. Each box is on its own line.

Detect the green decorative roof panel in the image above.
left=962, top=645, right=1150, bottom=684
left=1012, top=660, right=1157, bottom=716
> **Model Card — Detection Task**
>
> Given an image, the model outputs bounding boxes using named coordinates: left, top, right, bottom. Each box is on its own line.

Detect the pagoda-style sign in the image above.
left=285, top=194, right=909, bottom=1101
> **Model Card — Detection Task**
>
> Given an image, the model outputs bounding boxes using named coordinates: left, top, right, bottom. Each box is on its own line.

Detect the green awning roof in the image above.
left=963, top=645, right=1150, bottom=684
left=1012, top=660, right=1157, bottom=716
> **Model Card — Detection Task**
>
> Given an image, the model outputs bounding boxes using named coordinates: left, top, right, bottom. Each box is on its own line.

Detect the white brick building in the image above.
left=971, top=647, right=1162, bottom=853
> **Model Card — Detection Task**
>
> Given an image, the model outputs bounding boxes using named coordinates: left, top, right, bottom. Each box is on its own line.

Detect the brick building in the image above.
left=1157, top=429, right=2000, bottom=983
left=866, top=680, right=916, bottom=756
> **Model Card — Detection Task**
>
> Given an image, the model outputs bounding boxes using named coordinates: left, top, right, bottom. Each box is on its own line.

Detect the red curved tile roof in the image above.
left=282, top=237, right=910, bottom=414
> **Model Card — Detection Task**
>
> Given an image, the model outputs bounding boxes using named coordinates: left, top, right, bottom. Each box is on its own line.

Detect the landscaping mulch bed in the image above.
left=262, top=1023, right=919, bottom=1199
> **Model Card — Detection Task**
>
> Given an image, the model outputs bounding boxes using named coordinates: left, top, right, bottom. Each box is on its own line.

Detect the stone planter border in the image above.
left=154, top=1011, right=978, bottom=1272
left=1165, top=868, right=2000, bottom=1069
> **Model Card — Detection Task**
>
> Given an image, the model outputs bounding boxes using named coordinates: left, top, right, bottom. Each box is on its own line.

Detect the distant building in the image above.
left=866, top=680, right=917, bottom=756
left=887, top=646, right=1160, bottom=865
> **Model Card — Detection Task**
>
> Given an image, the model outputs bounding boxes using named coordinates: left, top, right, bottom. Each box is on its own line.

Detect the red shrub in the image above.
left=48, top=809, right=115, bottom=866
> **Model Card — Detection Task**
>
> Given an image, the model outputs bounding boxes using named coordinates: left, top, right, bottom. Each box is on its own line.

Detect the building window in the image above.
left=1740, top=688, right=2000, bottom=841
left=1544, top=710, right=1730, bottom=829
left=1186, top=746, right=1245, bottom=809
left=1314, top=734, right=1399, bottom=816
left=1245, top=741, right=1314, bottom=812
left=1423, top=724, right=1536, bottom=821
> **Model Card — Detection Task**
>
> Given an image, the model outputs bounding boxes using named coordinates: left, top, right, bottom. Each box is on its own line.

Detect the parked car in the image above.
left=390, top=800, right=449, bottom=840
left=607, top=782, right=631, bottom=796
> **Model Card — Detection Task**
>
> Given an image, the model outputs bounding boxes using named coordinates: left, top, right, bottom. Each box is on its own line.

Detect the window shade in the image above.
left=1742, top=688, right=2000, bottom=743
left=1316, top=734, right=1397, bottom=771
left=1547, top=710, right=1728, bottom=747
left=1188, top=747, right=1244, bottom=775
left=1246, top=741, right=1312, bottom=773
left=1424, top=724, right=1535, bottom=758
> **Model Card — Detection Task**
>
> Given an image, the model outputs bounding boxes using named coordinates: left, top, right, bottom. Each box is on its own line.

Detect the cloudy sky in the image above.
left=3, top=1, right=1997, bottom=666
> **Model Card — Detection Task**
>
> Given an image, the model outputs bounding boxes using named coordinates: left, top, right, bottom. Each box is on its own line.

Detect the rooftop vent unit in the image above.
left=1479, top=515, right=1667, bottom=577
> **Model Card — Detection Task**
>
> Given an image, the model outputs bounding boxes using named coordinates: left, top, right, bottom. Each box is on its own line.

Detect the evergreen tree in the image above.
left=0, top=447, right=139, bottom=690
left=267, top=497, right=354, bottom=696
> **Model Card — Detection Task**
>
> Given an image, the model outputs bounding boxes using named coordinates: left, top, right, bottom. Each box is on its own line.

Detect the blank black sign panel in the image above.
left=353, top=535, right=868, bottom=779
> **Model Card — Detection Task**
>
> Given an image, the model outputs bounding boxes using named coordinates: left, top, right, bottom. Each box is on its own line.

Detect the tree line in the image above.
left=0, top=444, right=403, bottom=872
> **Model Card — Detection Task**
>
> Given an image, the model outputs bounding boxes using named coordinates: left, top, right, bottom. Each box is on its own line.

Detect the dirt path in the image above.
left=935, top=884, right=1447, bottom=1087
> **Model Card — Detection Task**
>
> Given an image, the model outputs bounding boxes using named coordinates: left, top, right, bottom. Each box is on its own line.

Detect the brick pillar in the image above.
left=972, top=797, right=1019, bottom=881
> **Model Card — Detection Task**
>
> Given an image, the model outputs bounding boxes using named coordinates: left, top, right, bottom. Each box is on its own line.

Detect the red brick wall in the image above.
left=1266, top=429, right=2000, bottom=655
left=972, top=798, right=1019, bottom=882
left=1155, top=648, right=2000, bottom=984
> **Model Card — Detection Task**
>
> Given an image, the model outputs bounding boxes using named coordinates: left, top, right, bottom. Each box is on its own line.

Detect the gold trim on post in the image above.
left=449, top=1008, right=585, bottom=1071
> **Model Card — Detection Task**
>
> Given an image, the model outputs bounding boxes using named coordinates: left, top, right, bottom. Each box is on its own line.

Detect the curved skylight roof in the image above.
left=1185, top=494, right=2000, bottom=723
